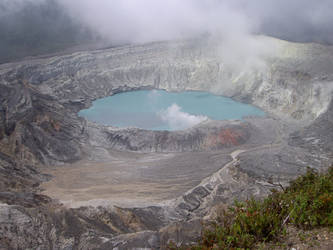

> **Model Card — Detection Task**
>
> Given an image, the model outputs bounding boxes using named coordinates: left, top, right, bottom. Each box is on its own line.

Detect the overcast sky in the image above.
left=2, top=0, right=333, bottom=44
left=1, top=0, right=333, bottom=64
left=55, top=0, right=333, bottom=44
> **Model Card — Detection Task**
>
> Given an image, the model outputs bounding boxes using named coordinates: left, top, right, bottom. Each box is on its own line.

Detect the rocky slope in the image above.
left=0, top=36, right=332, bottom=249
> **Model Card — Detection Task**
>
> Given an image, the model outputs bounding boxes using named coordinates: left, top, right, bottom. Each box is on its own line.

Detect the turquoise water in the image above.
left=79, top=90, right=265, bottom=131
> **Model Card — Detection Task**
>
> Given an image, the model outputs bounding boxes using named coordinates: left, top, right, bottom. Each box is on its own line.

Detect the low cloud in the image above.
left=57, top=0, right=272, bottom=68
left=57, top=0, right=251, bottom=45
left=0, top=0, right=46, bottom=16
left=57, top=0, right=333, bottom=45
left=1, top=0, right=333, bottom=63
left=3, top=0, right=333, bottom=44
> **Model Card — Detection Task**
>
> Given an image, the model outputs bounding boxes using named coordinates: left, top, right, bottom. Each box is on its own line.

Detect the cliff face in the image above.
left=1, top=37, right=332, bottom=163
left=3, top=37, right=333, bottom=121
left=0, top=36, right=332, bottom=248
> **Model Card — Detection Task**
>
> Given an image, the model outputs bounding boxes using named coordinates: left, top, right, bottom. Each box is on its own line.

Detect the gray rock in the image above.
left=0, top=36, right=332, bottom=249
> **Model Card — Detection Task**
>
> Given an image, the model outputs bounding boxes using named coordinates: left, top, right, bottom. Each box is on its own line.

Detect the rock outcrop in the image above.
left=0, top=36, right=332, bottom=248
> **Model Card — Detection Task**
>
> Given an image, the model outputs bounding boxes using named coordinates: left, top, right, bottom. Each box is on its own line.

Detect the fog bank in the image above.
left=1, top=0, right=333, bottom=63
left=57, top=0, right=333, bottom=44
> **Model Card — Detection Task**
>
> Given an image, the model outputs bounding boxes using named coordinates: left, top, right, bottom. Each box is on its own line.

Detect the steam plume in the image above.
left=159, top=104, right=207, bottom=130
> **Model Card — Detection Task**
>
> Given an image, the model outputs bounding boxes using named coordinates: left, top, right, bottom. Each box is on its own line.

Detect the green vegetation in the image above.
left=169, top=166, right=333, bottom=249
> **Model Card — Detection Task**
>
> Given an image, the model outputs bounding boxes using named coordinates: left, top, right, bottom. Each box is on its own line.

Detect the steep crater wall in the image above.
left=1, top=37, right=333, bottom=166
left=2, top=37, right=333, bottom=123
left=1, top=37, right=332, bottom=164
left=0, top=37, right=333, bottom=249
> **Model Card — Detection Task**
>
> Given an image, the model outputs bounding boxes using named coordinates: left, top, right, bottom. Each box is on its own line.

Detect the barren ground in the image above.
left=40, top=150, right=232, bottom=208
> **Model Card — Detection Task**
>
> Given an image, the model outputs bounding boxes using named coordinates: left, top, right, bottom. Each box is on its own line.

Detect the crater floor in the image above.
left=1, top=36, right=332, bottom=249
left=41, top=150, right=231, bottom=208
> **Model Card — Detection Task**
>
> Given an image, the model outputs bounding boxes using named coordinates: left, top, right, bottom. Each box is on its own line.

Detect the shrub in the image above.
left=282, top=167, right=333, bottom=229
left=168, top=166, right=333, bottom=249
